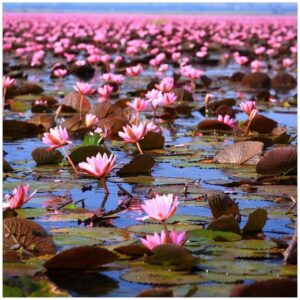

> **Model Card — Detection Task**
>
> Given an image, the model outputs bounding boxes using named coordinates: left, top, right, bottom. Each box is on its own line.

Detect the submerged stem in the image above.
left=62, top=146, right=78, bottom=176
left=100, top=177, right=110, bottom=194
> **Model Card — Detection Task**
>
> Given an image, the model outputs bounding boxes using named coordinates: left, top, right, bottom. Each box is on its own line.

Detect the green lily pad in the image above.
left=145, top=244, right=198, bottom=271
left=50, top=227, right=128, bottom=246
left=127, top=224, right=200, bottom=235
left=16, top=208, right=48, bottom=219
left=121, top=270, right=206, bottom=285
left=188, top=229, right=242, bottom=242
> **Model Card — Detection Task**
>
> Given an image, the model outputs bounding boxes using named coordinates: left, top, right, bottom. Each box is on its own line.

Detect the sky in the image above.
left=2, top=2, right=298, bottom=15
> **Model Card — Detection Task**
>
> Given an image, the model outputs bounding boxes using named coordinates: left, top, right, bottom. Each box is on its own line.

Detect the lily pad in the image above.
left=70, top=145, right=111, bottom=164
left=50, top=227, right=128, bottom=246
left=117, top=154, right=155, bottom=176
left=44, top=246, right=119, bottom=269
left=243, top=208, right=267, bottom=233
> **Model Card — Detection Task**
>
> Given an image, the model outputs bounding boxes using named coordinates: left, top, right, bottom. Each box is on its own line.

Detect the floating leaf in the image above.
left=271, top=72, right=297, bottom=91
left=44, top=246, right=118, bottom=269
left=145, top=244, right=198, bottom=271
left=137, top=287, right=173, bottom=297
left=207, top=215, right=240, bottom=233
left=117, top=154, right=155, bottom=176
left=230, top=278, right=297, bottom=297
left=243, top=208, right=267, bottom=233
left=213, top=141, right=263, bottom=165
left=241, top=72, right=271, bottom=90
left=61, top=92, right=91, bottom=113
left=256, top=146, right=297, bottom=175
left=121, top=270, right=205, bottom=285
left=50, top=227, right=127, bottom=246
left=245, top=114, right=278, bottom=134
left=70, top=145, right=111, bottom=164
left=188, top=229, right=242, bottom=242
left=32, top=147, right=64, bottom=165
left=46, top=270, right=118, bottom=297
left=197, top=120, right=232, bottom=131
left=139, top=131, right=165, bottom=150
left=4, top=218, right=56, bottom=261
left=127, top=224, right=200, bottom=235
left=208, top=193, right=240, bottom=219
left=3, top=120, right=43, bottom=138
left=3, top=159, right=14, bottom=172
left=115, top=243, right=152, bottom=257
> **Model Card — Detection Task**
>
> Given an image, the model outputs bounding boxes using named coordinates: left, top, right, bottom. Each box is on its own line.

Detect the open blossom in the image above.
left=161, top=92, right=177, bottom=106
left=118, top=123, right=148, bottom=143
left=141, top=229, right=188, bottom=250
left=282, top=58, right=293, bottom=68
left=250, top=60, right=263, bottom=72
left=126, top=64, right=143, bottom=77
left=3, top=76, right=15, bottom=89
left=4, top=184, right=37, bottom=209
left=235, top=56, right=248, bottom=65
left=74, top=82, right=95, bottom=95
left=53, top=68, right=67, bottom=77
left=141, top=194, right=178, bottom=222
left=255, top=46, right=266, bottom=55
left=42, top=126, right=72, bottom=149
left=218, top=114, right=236, bottom=128
left=127, top=98, right=150, bottom=112
left=146, top=89, right=163, bottom=109
left=240, top=100, right=256, bottom=115
left=101, top=73, right=124, bottom=84
left=155, top=77, right=174, bottom=93
left=181, top=65, right=203, bottom=79
left=78, top=153, right=117, bottom=178
left=146, top=121, right=161, bottom=133
left=85, top=113, right=99, bottom=127
left=94, top=126, right=111, bottom=139
left=98, top=85, right=114, bottom=99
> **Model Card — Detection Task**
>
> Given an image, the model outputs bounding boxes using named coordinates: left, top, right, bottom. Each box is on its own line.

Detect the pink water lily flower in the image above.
left=240, top=100, right=256, bottom=115
left=78, top=153, right=117, bottom=194
left=161, top=92, right=177, bottom=106
left=3, top=76, right=16, bottom=89
left=98, top=84, right=114, bottom=99
left=4, top=184, right=37, bottom=209
left=282, top=58, right=293, bottom=68
left=118, top=123, right=148, bottom=144
left=53, top=68, right=67, bottom=78
left=141, top=229, right=187, bottom=250
left=141, top=193, right=179, bottom=222
left=85, top=113, right=99, bottom=127
left=74, top=82, right=95, bottom=95
left=155, top=77, right=174, bottom=93
left=126, top=64, right=143, bottom=77
left=218, top=114, right=236, bottom=128
left=42, top=126, right=72, bottom=149
left=127, top=98, right=150, bottom=112
left=78, top=153, right=117, bottom=178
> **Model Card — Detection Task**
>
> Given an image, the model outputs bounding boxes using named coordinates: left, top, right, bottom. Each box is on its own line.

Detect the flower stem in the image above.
left=100, top=177, right=109, bottom=194
left=152, top=107, right=157, bottom=122
left=135, top=111, right=139, bottom=125
left=100, top=193, right=109, bottom=211
left=62, top=146, right=78, bottom=176
left=136, top=142, right=143, bottom=155
left=245, top=118, right=253, bottom=136
left=79, top=94, right=83, bottom=116
left=162, top=221, right=170, bottom=243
